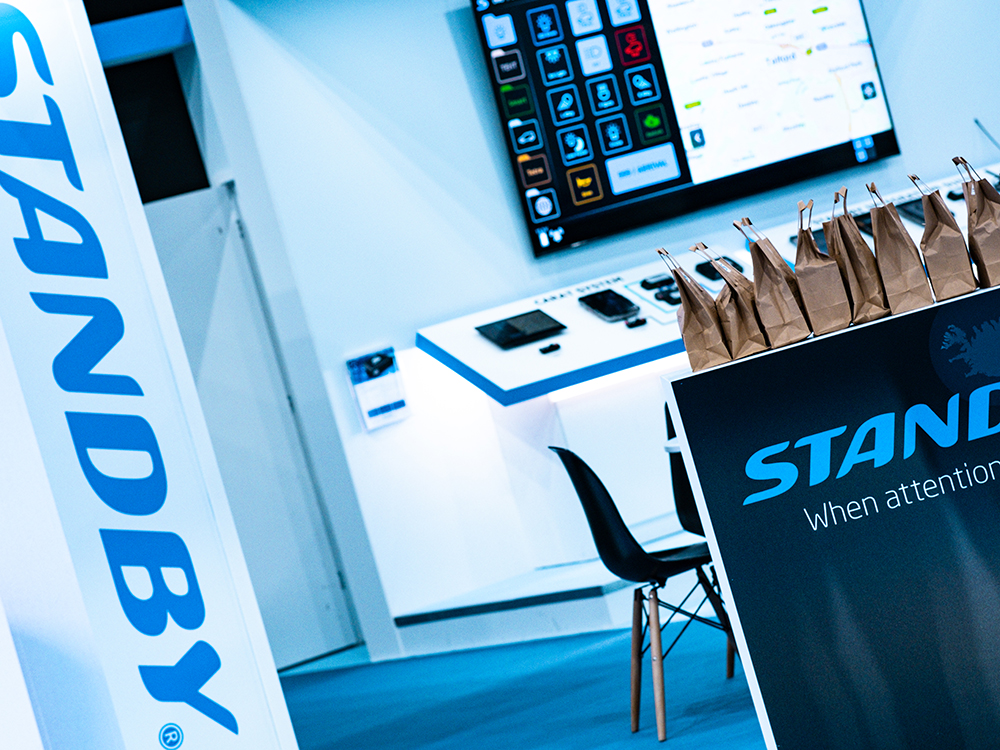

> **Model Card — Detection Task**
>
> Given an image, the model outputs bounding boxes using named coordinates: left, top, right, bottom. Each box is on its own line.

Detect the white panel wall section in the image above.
left=324, top=348, right=539, bottom=616
left=184, top=0, right=402, bottom=658
left=145, top=186, right=358, bottom=668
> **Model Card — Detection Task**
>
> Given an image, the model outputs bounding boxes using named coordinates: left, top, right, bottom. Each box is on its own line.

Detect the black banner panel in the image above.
left=668, top=287, right=1000, bottom=750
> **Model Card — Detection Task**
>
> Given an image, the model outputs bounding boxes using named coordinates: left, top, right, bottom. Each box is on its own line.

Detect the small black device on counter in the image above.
left=895, top=198, right=926, bottom=225
left=476, top=309, right=566, bottom=349
left=640, top=274, right=675, bottom=290
left=655, top=286, right=681, bottom=305
left=694, top=256, right=743, bottom=281
left=579, top=289, right=640, bottom=322
left=791, top=219, right=871, bottom=253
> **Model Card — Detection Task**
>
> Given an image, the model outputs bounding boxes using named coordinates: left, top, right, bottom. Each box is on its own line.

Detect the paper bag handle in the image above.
left=908, top=174, right=932, bottom=196
left=797, top=199, right=814, bottom=232
left=867, top=182, right=887, bottom=207
left=689, top=242, right=711, bottom=262
left=953, top=156, right=980, bottom=183
left=734, top=216, right=765, bottom=241
left=832, top=187, right=848, bottom=218
left=657, top=247, right=679, bottom=270
left=690, top=242, right=735, bottom=274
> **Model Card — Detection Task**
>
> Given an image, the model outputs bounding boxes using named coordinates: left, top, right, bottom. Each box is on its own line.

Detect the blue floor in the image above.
left=280, top=625, right=767, bottom=750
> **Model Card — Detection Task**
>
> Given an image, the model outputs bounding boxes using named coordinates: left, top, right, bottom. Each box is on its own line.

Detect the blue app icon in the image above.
left=537, top=44, right=574, bottom=85
left=547, top=85, right=584, bottom=124
left=526, top=188, right=561, bottom=222
left=528, top=5, right=564, bottom=45
left=625, top=64, right=660, bottom=105
left=596, top=114, right=631, bottom=155
left=586, top=74, right=622, bottom=114
left=606, top=0, right=640, bottom=26
left=575, top=34, right=613, bottom=76
left=509, top=118, right=543, bottom=153
left=556, top=124, right=593, bottom=164
left=566, top=0, right=602, bottom=36
left=483, top=13, right=517, bottom=48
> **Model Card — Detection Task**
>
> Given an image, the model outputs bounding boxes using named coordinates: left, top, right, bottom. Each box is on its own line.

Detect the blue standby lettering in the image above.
left=743, top=386, right=1000, bottom=506
left=0, top=4, right=237, bottom=734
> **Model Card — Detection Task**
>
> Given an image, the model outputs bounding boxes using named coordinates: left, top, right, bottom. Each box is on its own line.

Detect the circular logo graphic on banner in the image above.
left=930, top=294, right=1000, bottom=399
left=159, top=724, right=184, bottom=749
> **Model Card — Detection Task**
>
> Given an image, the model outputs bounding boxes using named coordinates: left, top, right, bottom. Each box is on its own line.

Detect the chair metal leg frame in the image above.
left=628, top=565, right=739, bottom=742
left=695, top=565, right=738, bottom=680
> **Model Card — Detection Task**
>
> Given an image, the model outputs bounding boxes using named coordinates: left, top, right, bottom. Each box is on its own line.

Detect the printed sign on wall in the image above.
left=668, top=287, right=1000, bottom=750
left=0, top=2, right=297, bottom=748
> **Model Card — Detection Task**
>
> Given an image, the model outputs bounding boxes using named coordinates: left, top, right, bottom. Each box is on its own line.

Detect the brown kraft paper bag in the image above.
left=822, top=187, right=890, bottom=324
left=794, top=199, right=852, bottom=335
left=735, top=219, right=810, bottom=348
left=691, top=243, right=768, bottom=359
left=955, top=157, right=1000, bottom=288
left=658, top=249, right=731, bottom=371
left=867, top=182, right=934, bottom=314
left=909, top=174, right=977, bottom=300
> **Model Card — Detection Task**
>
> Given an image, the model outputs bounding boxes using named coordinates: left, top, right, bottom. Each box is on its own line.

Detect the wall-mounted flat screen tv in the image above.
left=473, top=0, right=898, bottom=256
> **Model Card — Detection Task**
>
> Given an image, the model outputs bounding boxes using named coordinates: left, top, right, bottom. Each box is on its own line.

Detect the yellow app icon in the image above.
left=567, top=164, right=603, bottom=206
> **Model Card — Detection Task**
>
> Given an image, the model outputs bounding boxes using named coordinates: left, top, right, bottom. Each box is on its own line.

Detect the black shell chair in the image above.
left=549, top=446, right=735, bottom=742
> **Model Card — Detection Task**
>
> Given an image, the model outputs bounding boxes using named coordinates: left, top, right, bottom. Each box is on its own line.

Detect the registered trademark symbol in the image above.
left=159, top=723, right=183, bottom=749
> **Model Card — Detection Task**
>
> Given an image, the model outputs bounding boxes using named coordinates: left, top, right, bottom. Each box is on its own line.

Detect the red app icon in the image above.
left=615, top=25, right=650, bottom=66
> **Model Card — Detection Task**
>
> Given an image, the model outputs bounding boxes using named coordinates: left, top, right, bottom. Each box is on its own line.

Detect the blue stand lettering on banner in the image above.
left=0, top=0, right=295, bottom=750
left=0, top=13, right=238, bottom=731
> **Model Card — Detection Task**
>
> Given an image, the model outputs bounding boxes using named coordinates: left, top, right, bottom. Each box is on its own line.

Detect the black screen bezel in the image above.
left=472, top=0, right=899, bottom=257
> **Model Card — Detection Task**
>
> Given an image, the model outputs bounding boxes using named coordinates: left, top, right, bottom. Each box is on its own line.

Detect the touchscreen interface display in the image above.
left=473, top=0, right=898, bottom=256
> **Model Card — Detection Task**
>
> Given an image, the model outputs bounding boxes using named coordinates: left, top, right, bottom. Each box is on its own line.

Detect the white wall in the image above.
left=186, top=0, right=1000, bottom=647
left=145, top=186, right=359, bottom=668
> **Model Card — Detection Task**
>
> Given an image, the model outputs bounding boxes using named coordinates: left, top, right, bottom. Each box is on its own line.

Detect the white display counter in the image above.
left=418, top=168, right=980, bottom=405
left=416, top=251, right=745, bottom=405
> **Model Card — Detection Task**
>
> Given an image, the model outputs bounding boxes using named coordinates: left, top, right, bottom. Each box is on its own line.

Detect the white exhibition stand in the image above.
left=405, top=167, right=985, bottom=654
left=0, top=2, right=297, bottom=748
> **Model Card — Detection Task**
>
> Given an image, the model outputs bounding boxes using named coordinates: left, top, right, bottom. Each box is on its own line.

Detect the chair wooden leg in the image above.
left=648, top=586, right=667, bottom=742
left=631, top=588, right=643, bottom=733
left=726, top=636, right=736, bottom=680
